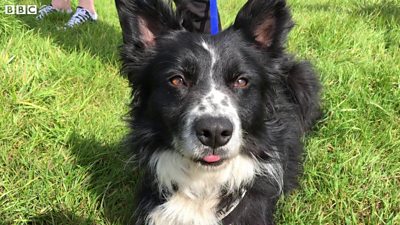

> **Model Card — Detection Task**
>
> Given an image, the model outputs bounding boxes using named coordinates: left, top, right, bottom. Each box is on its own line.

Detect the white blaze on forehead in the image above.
left=197, top=41, right=235, bottom=121
left=201, top=41, right=216, bottom=66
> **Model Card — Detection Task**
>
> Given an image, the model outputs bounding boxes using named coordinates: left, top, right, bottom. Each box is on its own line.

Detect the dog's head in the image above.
left=116, top=0, right=293, bottom=168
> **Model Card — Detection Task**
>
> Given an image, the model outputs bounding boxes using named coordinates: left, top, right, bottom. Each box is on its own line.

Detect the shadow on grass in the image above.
left=28, top=211, right=96, bottom=225
left=16, top=13, right=121, bottom=66
left=354, top=1, right=400, bottom=23
left=354, top=1, right=400, bottom=49
left=69, top=133, right=137, bottom=224
left=29, top=133, right=138, bottom=224
left=14, top=10, right=137, bottom=225
left=300, top=1, right=400, bottom=22
left=301, top=1, right=400, bottom=49
left=299, top=3, right=342, bottom=13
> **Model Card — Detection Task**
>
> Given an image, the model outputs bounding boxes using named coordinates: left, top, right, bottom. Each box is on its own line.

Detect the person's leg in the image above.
left=78, top=0, right=96, bottom=15
left=51, top=0, right=71, bottom=10
left=37, top=0, right=72, bottom=20
left=174, top=0, right=221, bottom=33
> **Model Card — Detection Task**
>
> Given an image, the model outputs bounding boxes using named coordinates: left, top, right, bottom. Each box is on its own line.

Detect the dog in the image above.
left=115, top=0, right=321, bottom=224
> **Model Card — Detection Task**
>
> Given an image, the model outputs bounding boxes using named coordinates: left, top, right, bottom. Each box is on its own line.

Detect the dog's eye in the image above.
left=169, top=76, right=186, bottom=87
left=233, top=77, right=249, bottom=88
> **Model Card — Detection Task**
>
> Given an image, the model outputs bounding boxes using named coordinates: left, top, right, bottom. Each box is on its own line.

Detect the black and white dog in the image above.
left=115, top=0, right=321, bottom=224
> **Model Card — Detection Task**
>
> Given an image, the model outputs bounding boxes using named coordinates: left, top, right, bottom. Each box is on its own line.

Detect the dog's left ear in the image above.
left=115, top=0, right=182, bottom=84
left=233, top=0, right=293, bottom=50
left=115, top=0, right=181, bottom=50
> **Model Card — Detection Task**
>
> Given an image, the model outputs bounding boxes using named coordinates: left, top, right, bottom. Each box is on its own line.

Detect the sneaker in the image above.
left=36, top=5, right=72, bottom=20
left=65, top=7, right=97, bottom=28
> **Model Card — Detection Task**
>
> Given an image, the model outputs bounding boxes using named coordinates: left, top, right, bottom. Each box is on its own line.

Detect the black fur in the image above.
left=115, top=0, right=321, bottom=224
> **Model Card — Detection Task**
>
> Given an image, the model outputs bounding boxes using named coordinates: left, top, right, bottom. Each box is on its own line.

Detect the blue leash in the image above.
left=210, top=0, right=219, bottom=35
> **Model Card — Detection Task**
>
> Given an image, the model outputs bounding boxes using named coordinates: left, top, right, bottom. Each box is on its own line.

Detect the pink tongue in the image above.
left=203, top=155, right=221, bottom=163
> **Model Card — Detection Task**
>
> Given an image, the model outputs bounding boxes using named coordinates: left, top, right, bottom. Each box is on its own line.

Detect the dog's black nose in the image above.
left=194, top=117, right=233, bottom=148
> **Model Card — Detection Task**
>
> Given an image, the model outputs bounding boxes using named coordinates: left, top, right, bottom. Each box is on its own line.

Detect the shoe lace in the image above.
left=37, top=5, right=55, bottom=18
left=66, top=8, right=90, bottom=27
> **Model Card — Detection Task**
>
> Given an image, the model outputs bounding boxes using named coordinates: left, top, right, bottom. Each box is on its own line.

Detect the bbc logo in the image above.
left=5, top=5, right=37, bottom=15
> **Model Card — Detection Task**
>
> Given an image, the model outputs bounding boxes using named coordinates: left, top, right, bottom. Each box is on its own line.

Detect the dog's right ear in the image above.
left=115, top=0, right=181, bottom=50
left=233, top=0, right=293, bottom=51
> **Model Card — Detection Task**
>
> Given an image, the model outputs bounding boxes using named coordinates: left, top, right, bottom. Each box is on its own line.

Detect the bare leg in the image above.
left=51, top=0, right=71, bottom=10
left=78, top=0, right=96, bottom=15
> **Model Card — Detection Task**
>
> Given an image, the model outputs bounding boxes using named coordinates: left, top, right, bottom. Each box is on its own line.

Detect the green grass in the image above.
left=1, top=0, right=399, bottom=224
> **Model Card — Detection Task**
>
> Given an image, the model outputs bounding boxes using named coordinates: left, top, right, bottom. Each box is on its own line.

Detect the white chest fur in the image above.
left=146, top=152, right=258, bottom=225
left=146, top=190, right=220, bottom=225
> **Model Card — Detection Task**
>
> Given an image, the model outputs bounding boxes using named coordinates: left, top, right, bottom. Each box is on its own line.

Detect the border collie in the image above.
left=115, top=0, right=321, bottom=224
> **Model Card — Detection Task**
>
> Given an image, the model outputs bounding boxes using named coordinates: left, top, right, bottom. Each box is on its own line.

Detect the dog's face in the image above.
left=117, top=0, right=293, bottom=168
left=142, top=33, right=273, bottom=167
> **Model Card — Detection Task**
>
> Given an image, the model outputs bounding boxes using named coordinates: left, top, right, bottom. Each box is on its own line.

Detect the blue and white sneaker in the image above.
left=36, top=5, right=72, bottom=20
left=65, top=7, right=97, bottom=28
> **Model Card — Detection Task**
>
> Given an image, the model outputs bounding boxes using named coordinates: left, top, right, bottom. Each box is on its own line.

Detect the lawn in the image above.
left=0, top=0, right=399, bottom=224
